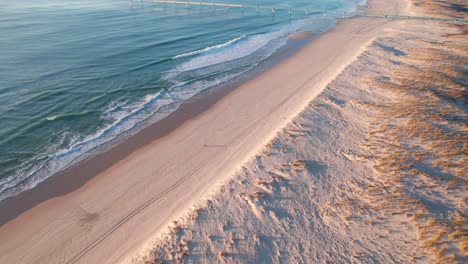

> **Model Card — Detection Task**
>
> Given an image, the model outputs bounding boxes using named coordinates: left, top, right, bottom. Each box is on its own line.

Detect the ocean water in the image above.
left=0, top=0, right=364, bottom=201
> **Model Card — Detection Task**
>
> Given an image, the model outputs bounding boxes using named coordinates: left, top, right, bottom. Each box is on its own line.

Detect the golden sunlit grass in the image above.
left=358, top=3, right=467, bottom=262
left=411, top=0, right=468, bottom=20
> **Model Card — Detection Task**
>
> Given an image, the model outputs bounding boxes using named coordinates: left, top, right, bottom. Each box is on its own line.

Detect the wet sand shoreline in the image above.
left=0, top=32, right=318, bottom=227
left=0, top=1, right=410, bottom=263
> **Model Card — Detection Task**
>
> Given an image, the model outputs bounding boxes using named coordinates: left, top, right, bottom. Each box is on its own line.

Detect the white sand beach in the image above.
left=0, top=0, right=466, bottom=263
left=143, top=0, right=467, bottom=263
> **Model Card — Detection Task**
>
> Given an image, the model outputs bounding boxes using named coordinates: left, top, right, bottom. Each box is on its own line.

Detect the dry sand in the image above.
left=144, top=0, right=467, bottom=263
left=0, top=0, right=460, bottom=263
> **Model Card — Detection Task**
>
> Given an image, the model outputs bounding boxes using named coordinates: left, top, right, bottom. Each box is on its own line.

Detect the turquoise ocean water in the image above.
left=0, top=0, right=365, bottom=201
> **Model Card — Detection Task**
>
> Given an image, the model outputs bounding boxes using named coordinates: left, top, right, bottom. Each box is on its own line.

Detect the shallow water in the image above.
left=0, top=0, right=364, bottom=201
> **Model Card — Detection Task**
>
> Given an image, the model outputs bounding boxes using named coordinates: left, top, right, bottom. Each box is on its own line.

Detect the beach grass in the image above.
left=360, top=4, right=467, bottom=261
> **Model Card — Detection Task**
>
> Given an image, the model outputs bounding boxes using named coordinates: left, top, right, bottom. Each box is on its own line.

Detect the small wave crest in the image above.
left=45, top=111, right=92, bottom=122
left=0, top=90, right=178, bottom=202
left=172, top=35, right=246, bottom=60
left=46, top=115, right=58, bottom=121
left=164, top=17, right=326, bottom=81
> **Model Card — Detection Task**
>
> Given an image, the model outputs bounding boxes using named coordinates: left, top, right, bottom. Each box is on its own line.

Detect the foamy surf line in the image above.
left=0, top=15, right=338, bottom=203
left=172, top=35, right=246, bottom=59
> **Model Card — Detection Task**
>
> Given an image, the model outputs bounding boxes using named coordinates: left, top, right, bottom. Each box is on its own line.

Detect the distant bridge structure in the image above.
left=139, top=0, right=468, bottom=22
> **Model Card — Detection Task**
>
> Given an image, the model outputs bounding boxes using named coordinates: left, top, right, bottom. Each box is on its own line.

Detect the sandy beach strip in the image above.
left=0, top=1, right=404, bottom=263
left=143, top=0, right=467, bottom=262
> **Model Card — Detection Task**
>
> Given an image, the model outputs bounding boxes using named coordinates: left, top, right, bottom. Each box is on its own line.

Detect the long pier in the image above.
left=144, top=0, right=361, bottom=16
left=143, top=0, right=468, bottom=22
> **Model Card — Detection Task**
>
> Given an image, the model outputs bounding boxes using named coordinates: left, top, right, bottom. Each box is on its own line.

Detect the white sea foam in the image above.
left=164, top=17, right=328, bottom=81
left=0, top=90, right=177, bottom=202
left=46, top=115, right=58, bottom=121
left=173, top=35, right=246, bottom=59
